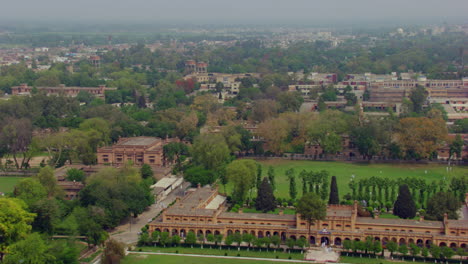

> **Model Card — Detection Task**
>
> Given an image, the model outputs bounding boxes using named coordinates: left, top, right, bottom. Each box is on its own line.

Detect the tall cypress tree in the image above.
left=393, top=184, right=416, bottom=219
left=256, top=164, right=262, bottom=189
left=328, top=176, right=339, bottom=205
left=255, top=177, right=276, bottom=212
left=289, top=175, right=297, bottom=200
left=267, top=166, right=275, bottom=191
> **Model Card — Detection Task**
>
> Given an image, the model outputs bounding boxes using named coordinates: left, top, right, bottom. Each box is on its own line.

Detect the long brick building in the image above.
left=149, top=186, right=468, bottom=249
left=11, top=83, right=116, bottom=98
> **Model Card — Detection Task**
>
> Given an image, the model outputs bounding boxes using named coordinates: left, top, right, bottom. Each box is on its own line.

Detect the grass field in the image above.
left=123, top=253, right=418, bottom=264
left=224, top=160, right=468, bottom=200
left=136, top=246, right=304, bottom=260
left=0, top=177, right=23, bottom=194
left=123, top=254, right=300, bottom=264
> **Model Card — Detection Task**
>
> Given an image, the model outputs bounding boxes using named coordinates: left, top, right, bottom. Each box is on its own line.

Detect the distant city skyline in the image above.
left=1, top=0, right=467, bottom=24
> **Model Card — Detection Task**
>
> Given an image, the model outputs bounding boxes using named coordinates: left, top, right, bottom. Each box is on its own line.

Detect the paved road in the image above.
left=111, top=182, right=190, bottom=245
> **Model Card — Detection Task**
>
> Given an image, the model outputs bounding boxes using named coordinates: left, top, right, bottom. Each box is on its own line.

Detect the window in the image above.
left=149, top=159, right=155, bottom=163
left=103, top=158, right=109, bottom=162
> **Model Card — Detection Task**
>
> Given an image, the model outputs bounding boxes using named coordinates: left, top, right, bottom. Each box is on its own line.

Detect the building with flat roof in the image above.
left=11, top=83, right=116, bottom=98
left=96, top=137, right=177, bottom=166
left=149, top=186, right=468, bottom=249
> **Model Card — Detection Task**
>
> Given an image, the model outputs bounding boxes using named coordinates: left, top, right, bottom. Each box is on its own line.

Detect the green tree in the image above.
left=449, top=134, right=464, bottom=159
left=393, top=184, right=416, bottom=219
left=426, top=192, right=461, bottom=221
left=0, top=198, right=35, bottom=260
left=409, top=243, right=420, bottom=256
left=66, top=168, right=86, bottom=182
left=159, top=232, right=170, bottom=247
left=271, top=235, right=281, bottom=249
left=13, top=178, right=47, bottom=207
left=191, top=134, right=230, bottom=171
left=255, top=178, right=276, bottom=212
left=227, top=159, right=257, bottom=203
left=429, top=244, right=441, bottom=259
left=328, top=176, right=339, bottom=205
left=386, top=241, right=398, bottom=257
left=140, top=164, right=154, bottom=180
left=409, top=85, right=427, bottom=114
left=34, top=166, right=62, bottom=198
left=267, top=166, right=276, bottom=191
left=163, top=142, right=188, bottom=170
left=398, top=244, right=408, bottom=257
left=296, top=193, right=327, bottom=239
left=3, top=233, right=55, bottom=264
left=288, top=173, right=297, bottom=200
left=185, top=231, right=197, bottom=245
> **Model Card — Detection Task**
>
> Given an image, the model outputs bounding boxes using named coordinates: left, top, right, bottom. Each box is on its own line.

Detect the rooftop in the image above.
left=356, top=217, right=444, bottom=228
left=118, top=137, right=160, bottom=146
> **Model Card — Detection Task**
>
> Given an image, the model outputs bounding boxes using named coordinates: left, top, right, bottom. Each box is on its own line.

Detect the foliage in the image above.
left=255, top=178, right=276, bottom=213
left=102, top=239, right=126, bottom=264
left=425, top=192, right=462, bottom=221
left=191, top=134, right=231, bottom=171
left=393, top=184, right=416, bottom=219
left=3, top=233, right=55, bottom=264
left=227, top=159, right=257, bottom=203
left=328, top=176, right=339, bottom=205
left=66, top=168, right=86, bottom=182
left=296, top=193, right=326, bottom=235
left=140, top=164, right=154, bottom=180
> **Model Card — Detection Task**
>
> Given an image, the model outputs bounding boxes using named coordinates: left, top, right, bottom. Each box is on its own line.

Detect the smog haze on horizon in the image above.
left=1, top=0, right=468, bottom=24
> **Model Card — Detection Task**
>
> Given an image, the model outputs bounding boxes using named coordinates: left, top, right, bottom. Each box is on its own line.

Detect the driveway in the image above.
left=111, top=182, right=191, bottom=244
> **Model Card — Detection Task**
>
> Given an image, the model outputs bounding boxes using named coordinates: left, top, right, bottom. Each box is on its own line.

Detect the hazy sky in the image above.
left=2, top=0, right=467, bottom=24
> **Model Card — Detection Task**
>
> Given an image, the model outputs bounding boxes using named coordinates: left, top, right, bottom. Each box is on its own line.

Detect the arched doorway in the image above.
left=290, top=235, right=296, bottom=241
left=408, top=239, right=414, bottom=245
left=281, top=232, right=286, bottom=241
left=266, top=231, right=271, bottom=237
left=205, top=230, right=212, bottom=236
left=171, top=229, right=178, bottom=236
left=425, top=240, right=432, bottom=248
left=227, top=230, right=233, bottom=236
left=310, top=236, right=316, bottom=245
left=334, top=237, right=342, bottom=246
left=374, top=237, right=380, bottom=241
left=214, top=230, right=220, bottom=235
left=180, top=229, right=186, bottom=238
left=258, top=231, right=264, bottom=238
left=416, top=239, right=423, bottom=246
left=399, top=238, right=406, bottom=245
left=250, top=230, right=256, bottom=236
left=197, top=230, right=204, bottom=236
left=321, top=237, right=330, bottom=245
left=273, top=231, right=279, bottom=237
left=439, top=242, right=447, bottom=247
left=382, top=237, right=389, bottom=246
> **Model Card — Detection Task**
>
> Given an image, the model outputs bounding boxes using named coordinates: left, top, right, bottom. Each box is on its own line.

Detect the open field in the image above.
left=124, top=253, right=302, bottom=264
left=224, top=160, right=468, bottom=200
left=0, top=176, right=23, bottom=194
left=122, top=253, right=418, bottom=264
left=136, top=246, right=304, bottom=260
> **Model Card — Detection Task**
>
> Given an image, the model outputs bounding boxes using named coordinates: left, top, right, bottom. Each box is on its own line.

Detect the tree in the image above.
left=277, top=91, right=303, bottom=112
left=3, top=233, right=55, bottom=264
left=395, top=117, right=447, bottom=159
left=386, top=241, right=398, bottom=257
left=441, top=246, right=455, bottom=260
left=102, top=239, right=126, bottom=264
left=227, top=159, right=257, bottom=203
left=267, top=166, right=276, bottom=191
left=172, top=235, right=181, bottom=246
left=409, top=85, right=427, bottom=113
left=191, top=134, right=230, bottom=171
left=296, top=193, right=326, bottom=240
left=13, top=178, right=47, bottom=207
left=271, top=235, right=281, bottom=249
left=287, top=169, right=297, bottom=200
left=66, top=168, right=86, bottom=182
left=449, top=134, right=464, bottom=159
left=255, top=178, right=276, bottom=212
left=34, top=166, right=62, bottom=198
left=0, top=198, right=35, bottom=260
left=398, top=244, right=408, bottom=257
left=163, top=142, right=188, bottom=169
left=0, top=118, right=33, bottom=169
left=251, top=99, right=278, bottom=122
left=429, top=244, right=441, bottom=259
left=409, top=243, right=420, bottom=256
left=426, top=192, right=461, bottom=221
left=159, top=232, right=170, bottom=247
left=140, top=164, right=154, bottom=180
left=328, top=176, right=339, bottom=205
left=185, top=231, right=197, bottom=245
left=393, top=184, right=416, bottom=219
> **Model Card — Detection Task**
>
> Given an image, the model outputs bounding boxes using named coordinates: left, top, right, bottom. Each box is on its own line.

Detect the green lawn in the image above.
left=0, top=177, right=23, bottom=194
left=340, top=256, right=414, bottom=264
left=136, top=246, right=304, bottom=260
left=223, top=160, right=468, bottom=200
left=123, top=254, right=300, bottom=264
left=122, top=253, right=421, bottom=264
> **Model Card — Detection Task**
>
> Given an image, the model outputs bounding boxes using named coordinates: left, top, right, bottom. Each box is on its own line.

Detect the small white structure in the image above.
left=151, top=176, right=183, bottom=200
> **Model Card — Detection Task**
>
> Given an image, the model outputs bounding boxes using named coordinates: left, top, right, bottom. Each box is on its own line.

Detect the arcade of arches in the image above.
left=149, top=186, right=468, bottom=249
